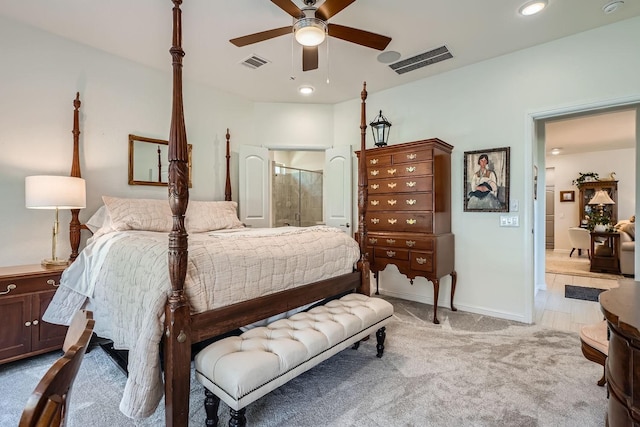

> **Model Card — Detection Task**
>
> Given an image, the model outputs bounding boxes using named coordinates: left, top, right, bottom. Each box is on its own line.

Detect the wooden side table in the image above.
left=590, top=231, right=620, bottom=274
left=0, top=264, right=67, bottom=364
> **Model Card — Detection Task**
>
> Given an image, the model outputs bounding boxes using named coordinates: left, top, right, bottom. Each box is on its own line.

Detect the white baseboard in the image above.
left=378, top=288, right=529, bottom=324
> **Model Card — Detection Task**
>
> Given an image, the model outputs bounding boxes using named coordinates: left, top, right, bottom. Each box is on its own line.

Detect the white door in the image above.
left=324, top=145, right=352, bottom=233
left=239, top=145, right=270, bottom=228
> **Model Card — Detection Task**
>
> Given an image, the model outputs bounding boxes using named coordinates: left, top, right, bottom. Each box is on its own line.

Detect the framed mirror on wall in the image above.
left=128, top=134, right=192, bottom=187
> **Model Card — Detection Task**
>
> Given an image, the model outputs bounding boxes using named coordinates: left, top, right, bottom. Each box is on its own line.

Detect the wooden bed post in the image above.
left=225, top=128, right=232, bottom=202
left=357, top=82, right=371, bottom=296
left=165, top=1, right=192, bottom=426
left=69, top=92, right=82, bottom=262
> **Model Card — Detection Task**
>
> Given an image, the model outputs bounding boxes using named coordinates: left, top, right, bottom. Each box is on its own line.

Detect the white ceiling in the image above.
left=2, top=0, right=640, bottom=105
left=2, top=0, right=637, bottom=153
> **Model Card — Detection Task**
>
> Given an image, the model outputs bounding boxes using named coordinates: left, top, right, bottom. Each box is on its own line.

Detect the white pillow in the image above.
left=102, top=196, right=172, bottom=232
left=101, top=196, right=243, bottom=233
left=85, top=205, right=109, bottom=234
left=185, top=200, right=244, bottom=232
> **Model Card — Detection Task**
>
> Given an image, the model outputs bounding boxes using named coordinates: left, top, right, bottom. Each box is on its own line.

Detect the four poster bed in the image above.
left=43, top=1, right=374, bottom=426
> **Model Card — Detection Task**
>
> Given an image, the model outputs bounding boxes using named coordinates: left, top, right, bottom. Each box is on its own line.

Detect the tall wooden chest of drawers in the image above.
left=356, top=138, right=456, bottom=324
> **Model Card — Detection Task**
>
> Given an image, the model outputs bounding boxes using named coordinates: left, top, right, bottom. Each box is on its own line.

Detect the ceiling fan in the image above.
left=230, top=0, right=392, bottom=71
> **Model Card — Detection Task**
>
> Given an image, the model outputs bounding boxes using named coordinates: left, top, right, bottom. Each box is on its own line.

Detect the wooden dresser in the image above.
left=600, top=283, right=640, bottom=426
left=0, top=264, right=67, bottom=364
left=356, top=138, right=456, bottom=324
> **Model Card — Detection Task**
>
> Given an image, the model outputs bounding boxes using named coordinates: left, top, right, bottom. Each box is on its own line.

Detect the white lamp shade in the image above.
left=25, top=175, right=86, bottom=209
left=588, top=190, right=615, bottom=205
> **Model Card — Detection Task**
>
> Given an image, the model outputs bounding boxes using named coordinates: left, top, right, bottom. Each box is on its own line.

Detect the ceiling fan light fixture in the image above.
left=293, top=17, right=327, bottom=47
left=519, top=0, right=548, bottom=16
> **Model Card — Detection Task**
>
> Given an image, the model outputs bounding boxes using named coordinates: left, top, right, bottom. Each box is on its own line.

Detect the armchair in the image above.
left=568, top=227, right=591, bottom=258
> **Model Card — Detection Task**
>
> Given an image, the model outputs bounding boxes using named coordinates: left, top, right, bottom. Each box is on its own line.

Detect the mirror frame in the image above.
left=128, top=134, right=192, bottom=187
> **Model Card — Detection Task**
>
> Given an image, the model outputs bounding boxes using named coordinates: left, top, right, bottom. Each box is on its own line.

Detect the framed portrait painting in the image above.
left=463, top=147, right=510, bottom=212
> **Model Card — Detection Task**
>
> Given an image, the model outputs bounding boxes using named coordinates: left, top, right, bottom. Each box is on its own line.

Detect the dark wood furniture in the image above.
left=600, top=283, right=640, bottom=426
left=590, top=231, right=621, bottom=274
left=0, top=264, right=68, bottom=365
left=19, top=309, right=94, bottom=427
left=578, top=180, right=618, bottom=226
left=356, top=139, right=456, bottom=324
left=64, top=4, right=372, bottom=425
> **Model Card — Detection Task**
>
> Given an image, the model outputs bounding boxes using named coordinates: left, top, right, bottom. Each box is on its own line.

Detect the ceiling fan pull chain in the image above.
left=290, top=30, right=296, bottom=80
left=326, top=35, right=330, bottom=84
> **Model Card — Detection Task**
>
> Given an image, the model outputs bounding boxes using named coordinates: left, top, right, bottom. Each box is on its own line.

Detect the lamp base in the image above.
left=41, top=258, right=69, bottom=268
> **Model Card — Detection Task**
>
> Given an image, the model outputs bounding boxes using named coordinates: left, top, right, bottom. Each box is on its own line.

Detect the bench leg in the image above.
left=351, top=341, right=360, bottom=350
left=229, top=408, right=246, bottom=427
left=204, top=389, right=220, bottom=426
left=376, top=327, right=386, bottom=358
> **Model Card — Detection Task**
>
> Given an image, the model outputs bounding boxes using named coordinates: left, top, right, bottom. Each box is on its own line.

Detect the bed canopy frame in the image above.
left=67, top=1, right=371, bottom=425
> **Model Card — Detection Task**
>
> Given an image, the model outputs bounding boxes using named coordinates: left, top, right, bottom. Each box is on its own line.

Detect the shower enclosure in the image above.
left=272, top=164, right=323, bottom=227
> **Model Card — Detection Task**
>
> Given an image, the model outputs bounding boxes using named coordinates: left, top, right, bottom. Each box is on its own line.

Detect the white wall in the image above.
left=0, top=16, right=254, bottom=266
left=547, top=148, right=635, bottom=251
left=334, top=17, right=640, bottom=322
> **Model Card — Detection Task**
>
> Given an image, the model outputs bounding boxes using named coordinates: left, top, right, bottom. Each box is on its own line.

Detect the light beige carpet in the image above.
left=546, top=256, right=623, bottom=280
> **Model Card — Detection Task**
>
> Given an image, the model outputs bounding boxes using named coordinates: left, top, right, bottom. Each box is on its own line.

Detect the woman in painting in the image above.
left=467, top=153, right=501, bottom=209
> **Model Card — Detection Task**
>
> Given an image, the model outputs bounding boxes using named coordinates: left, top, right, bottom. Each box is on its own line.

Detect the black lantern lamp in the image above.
left=370, top=110, right=391, bottom=147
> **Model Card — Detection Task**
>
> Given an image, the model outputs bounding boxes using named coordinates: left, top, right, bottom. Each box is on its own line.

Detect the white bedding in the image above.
left=43, top=225, right=359, bottom=419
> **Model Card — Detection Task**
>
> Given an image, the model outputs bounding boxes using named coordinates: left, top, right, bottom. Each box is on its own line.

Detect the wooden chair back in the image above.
left=19, top=309, right=95, bottom=427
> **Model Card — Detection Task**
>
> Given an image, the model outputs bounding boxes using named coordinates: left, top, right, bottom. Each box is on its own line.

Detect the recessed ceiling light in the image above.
left=298, top=85, right=314, bottom=95
left=603, top=1, right=624, bottom=14
left=377, top=51, right=401, bottom=64
left=519, top=0, right=548, bottom=16
left=550, top=147, right=562, bottom=155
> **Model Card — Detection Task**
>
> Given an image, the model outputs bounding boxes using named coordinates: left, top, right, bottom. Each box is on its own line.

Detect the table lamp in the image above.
left=25, top=175, right=86, bottom=266
left=588, top=189, right=615, bottom=231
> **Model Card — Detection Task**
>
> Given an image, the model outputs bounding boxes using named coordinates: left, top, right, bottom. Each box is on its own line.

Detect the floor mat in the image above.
left=564, top=284, right=606, bottom=302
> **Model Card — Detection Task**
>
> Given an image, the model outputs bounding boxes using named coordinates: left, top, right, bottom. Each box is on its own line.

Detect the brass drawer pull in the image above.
left=406, top=181, right=416, bottom=188
left=1, top=284, right=17, bottom=295
left=406, top=219, right=417, bottom=225
left=407, top=153, right=417, bottom=160
left=416, top=257, right=427, bottom=265
left=32, top=320, right=39, bottom=325
left=47, top=279, right=60, bottom=287
left=370, top=158, right=379, bottom=165
left=387, top=199, right=397, bottom=206
left=371, top=218, right=380, bottom=224
left=370, top=170, right=379, bottom=176
left=406, top=199, right=416, bottom=205
left=387, top=182, right=397, bottom=189
left=371, top=200, right=380, bottom=206
left=386, top=239, right=396, bottom=244
left=388, top=218, right=397, bottom=224
left=386, top=251, right=396, bottom=257
left=369, top=238, right=378, bottom=244
left=371, top=184, right=380, bottom=190
left=406, top=240, right=416, bottom=247
left=387, top=168, right=397, bottom=175
left=406, top=166, right=416, bottom=173
left=25, top=321, right=32, bottom=327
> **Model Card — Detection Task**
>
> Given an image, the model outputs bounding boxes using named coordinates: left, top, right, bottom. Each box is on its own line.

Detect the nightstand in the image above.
left=0, top=264, right=68, bottom=364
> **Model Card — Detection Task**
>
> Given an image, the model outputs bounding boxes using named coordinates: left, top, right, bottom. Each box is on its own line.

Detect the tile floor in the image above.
left=536, top=250, right=625, bottom=333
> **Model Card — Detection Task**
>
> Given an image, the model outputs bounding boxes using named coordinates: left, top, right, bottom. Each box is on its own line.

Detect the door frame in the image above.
left=527, top=95, right=640, bottom=324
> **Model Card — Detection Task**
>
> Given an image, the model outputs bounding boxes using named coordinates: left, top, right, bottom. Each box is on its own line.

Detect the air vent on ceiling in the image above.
left=240, top=54, right=270, bottom=69
left=389, top=46, right=453, bottom=75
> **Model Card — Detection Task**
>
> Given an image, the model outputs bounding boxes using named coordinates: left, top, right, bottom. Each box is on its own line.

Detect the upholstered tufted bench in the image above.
left=195, top=293, right=394, bottom=426
left=579, top=320, right=609, bottom=386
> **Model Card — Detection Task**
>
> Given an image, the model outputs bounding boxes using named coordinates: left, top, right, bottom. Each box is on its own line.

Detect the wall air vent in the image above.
left=240, top=54, right=270, bottom=69
left=389, top=46, right=453, bottom=75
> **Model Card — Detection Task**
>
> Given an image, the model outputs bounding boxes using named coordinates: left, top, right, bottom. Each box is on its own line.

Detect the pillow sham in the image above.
left=102, top=196, right=172, bottom=232
left=185, top=200, right=244, bottom=233
left=85, top=205, right=109, bottom=234
left=102, top=196, right=243, bottom=233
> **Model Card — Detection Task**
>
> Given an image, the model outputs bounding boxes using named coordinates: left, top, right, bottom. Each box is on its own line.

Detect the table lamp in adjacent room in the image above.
left=588, top=189, right=615, bottom=232
left=25, top=175, right=86, bottom=267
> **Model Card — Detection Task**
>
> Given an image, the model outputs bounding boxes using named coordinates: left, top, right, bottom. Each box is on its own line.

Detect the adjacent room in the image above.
left=1, top=1, right=639, bottom=426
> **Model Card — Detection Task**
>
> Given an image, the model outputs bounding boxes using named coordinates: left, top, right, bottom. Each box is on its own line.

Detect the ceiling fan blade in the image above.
left=315, top=0, right=355, bottom=21
left=327, top=24, right=391, bottom=51
left=302, top=46, right=319, bottom=71
left=230, top=26, right=292, bottom=47
left=271, top=0, right=304, bottom=18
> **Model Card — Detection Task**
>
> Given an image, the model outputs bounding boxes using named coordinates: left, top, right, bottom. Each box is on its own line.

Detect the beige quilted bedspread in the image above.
left=43, top=226, right=360, bottom=419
